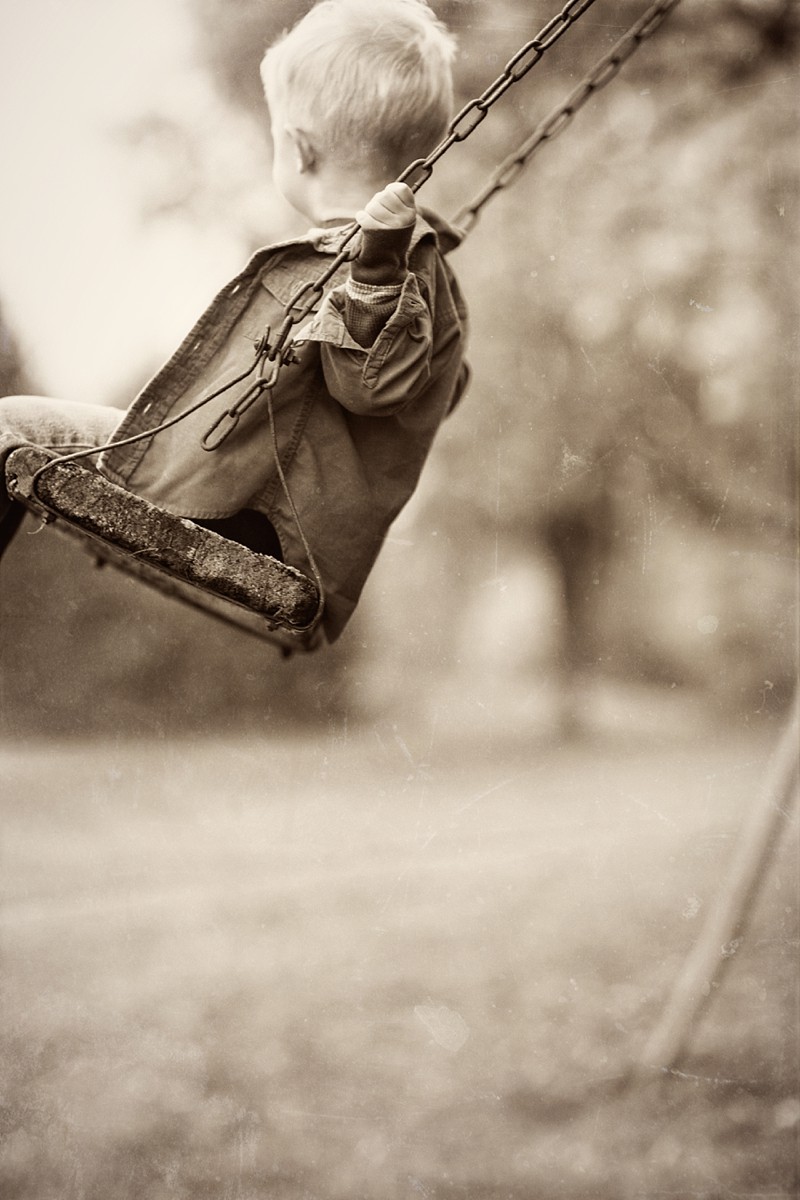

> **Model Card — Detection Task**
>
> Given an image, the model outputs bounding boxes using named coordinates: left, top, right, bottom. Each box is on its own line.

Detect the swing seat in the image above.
left=4, top=445, right=322, bottom=652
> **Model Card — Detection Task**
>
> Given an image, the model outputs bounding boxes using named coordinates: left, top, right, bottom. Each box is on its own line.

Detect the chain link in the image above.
left=454, top=0, right=683, bottom=232
left=270, top=237, right=359, bottom=357
left=204, top=0, right=679, bottom=447
left=267, top=0, right=608, bottom=362
left=204, top=0, right=605, bottom=446
left=203, top=234, right=358, bottom=445
left=201, top=346, right=284, bottom=450
left=398, top=0, right=601, bottom=191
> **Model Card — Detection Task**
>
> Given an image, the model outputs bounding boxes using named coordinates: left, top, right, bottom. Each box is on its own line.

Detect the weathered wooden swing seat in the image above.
left=5, top=446, right=321, bottom=650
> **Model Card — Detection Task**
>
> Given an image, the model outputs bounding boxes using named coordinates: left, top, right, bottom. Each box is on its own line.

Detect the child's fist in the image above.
left=356, top=182, right=416, bottom=231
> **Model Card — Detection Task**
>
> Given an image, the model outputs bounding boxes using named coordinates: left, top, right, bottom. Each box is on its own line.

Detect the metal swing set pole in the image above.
left=636, top=691, right=799, bottom=1075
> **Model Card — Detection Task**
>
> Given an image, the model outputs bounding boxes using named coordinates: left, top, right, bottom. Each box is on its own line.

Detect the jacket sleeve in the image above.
left=296, top=234, right=443, bottom=417
left=341, top=224, right=412, bottom=348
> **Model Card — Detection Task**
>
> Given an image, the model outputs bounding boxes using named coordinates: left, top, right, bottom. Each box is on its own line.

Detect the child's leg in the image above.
left=0, top=395, right=121, bottom=558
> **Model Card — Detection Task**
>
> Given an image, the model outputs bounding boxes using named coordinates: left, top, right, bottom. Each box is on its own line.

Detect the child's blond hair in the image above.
left=261, top=0, right=456, bottom=176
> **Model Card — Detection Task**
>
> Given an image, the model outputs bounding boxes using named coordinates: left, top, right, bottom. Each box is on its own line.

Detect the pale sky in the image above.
left=0, top=0, right=274, bottom=405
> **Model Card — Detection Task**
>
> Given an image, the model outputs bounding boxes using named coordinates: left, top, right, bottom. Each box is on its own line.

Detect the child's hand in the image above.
left=351, top=182, right=415, bottom=289
left=356, top=182, right=416, bottom=231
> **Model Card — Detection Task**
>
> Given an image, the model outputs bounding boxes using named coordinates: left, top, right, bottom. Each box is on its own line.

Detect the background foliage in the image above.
left=1, top=0, right=797, bottom=734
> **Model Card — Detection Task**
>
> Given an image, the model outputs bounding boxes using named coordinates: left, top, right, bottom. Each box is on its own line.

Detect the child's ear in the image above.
left=287, top=127, right=316, bottom=175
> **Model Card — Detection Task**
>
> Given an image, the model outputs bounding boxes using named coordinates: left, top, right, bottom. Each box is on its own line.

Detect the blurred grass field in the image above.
left=1, top=714, right=798, bottom=1199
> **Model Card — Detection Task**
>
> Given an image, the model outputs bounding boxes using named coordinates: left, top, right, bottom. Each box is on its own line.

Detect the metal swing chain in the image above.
left=454, top=0, right=684, bottom=232
left=202, top=0, right=605, bottom=449
left=397, top=0, right=602, bottom=192
left=28, top=0, right=682, bottom=540
left=206, top=0, right=684, bottom=448
left=274, top=0, right=605, bottom=344
left=203, top=0, right=683, bottom=449
left=22, top=0, right=682, bottom=641
left=29, top=0, right=683, bottom=476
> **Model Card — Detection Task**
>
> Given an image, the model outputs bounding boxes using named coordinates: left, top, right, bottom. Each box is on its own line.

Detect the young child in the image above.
left=0, top=0, right=469, bottom=643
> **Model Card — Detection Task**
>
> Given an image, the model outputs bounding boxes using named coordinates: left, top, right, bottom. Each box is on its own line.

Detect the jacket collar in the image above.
left=255, top=206, right=464, bottom=262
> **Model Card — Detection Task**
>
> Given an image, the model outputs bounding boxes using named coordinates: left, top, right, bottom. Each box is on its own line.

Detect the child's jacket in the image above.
left=99, top=209, right=469, bottom=641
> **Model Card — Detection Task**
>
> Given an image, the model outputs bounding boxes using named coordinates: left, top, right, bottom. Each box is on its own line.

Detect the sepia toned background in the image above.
left=1, top=1, right=798, bottom=1197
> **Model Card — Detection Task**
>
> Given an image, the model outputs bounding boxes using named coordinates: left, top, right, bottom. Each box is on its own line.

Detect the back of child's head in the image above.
left=261, top=0, right=456, bottom=177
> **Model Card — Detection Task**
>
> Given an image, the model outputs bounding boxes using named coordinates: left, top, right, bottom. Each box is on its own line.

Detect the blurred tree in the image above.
left=100, top=0, right=797, bottom=725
